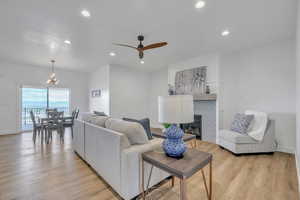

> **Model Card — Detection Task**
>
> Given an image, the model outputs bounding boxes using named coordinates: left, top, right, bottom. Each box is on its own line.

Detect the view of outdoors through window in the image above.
left=22, top=87, right=70, bottom=131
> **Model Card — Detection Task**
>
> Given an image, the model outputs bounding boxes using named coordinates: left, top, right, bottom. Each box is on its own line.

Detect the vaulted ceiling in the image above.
left=0, top=0, right=297, bottom=72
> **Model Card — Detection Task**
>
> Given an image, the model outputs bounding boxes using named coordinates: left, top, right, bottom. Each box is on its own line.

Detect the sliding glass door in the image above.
left=21, top=87, right=70, bottom=131
left=48, top=88, right=70, bottom=113
left=22, top=87, right=47, bottom=131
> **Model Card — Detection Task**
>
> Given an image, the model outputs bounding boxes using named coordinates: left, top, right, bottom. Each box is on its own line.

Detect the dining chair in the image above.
left=48, top=110, right=63, bottom=119
left=63, top=110, right=77, bottom=138
left=46, top=108, right=58, bottom=118
left=75, top=108, right=80, bottom=119
left=46, top=108, right=58, bottom=113
left=45, top=111, right=65, bottom=143
left=30, top=111, right=42, bottom=143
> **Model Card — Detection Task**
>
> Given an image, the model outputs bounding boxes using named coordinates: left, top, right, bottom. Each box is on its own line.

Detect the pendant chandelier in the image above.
left=47, top=60, right=59, bottom=86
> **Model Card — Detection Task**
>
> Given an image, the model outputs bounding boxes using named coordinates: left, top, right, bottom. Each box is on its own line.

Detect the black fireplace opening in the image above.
left=180, top=115, right=202, bottom=139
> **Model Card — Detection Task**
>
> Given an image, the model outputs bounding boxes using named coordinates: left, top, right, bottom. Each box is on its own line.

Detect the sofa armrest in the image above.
left=123, top=138, right=163, bottom=155
left=120, top=138, right=169, bottom=200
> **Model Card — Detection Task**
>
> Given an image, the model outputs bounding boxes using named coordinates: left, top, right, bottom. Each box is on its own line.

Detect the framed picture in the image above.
left=175, top=66, right=207, bottom=95
left=91, top=89, right=101, bottom=98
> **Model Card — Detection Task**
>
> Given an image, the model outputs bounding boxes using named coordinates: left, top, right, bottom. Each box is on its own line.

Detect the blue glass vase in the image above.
left=163, top=124, right=186, bottom=158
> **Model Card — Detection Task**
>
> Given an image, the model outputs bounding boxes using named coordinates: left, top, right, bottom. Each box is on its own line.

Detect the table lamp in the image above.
left=158, top=95, right=194, bottom=158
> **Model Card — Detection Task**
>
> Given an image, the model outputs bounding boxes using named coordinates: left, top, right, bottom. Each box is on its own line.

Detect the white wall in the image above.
left=296, top=0, right=300, bottom=183
left=219, top=40, right=296, bottom=153
left=109, top=64, right=150, bottom=119
left=88, top=64, right=167, bottom=125
left=89, top=65, right=110, bottom=115
left=0, top=60, right=89, bottom=135
left=168, top=54, right=219, bottom=93
left=149, top=68, right=169, bottom=128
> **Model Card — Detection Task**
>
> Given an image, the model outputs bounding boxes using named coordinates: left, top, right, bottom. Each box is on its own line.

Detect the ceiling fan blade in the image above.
left=141, top=42, right=168, bottom=51
left=113, top=43, right=138, bottom=50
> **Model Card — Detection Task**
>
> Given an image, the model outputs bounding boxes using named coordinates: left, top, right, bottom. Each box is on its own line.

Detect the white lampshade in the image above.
left=158, top=95, right=194, bottom=124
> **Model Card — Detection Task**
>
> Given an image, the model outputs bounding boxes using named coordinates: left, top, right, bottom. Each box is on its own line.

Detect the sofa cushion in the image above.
left=123, top=118, right=153, bottom=140
left=81, top=113, right=109, bottom=127
left=90, top=116, right=110, bottom=127
left=230, top=113, right=254, bottom=134
left=219, top=129, right=258, bottom=144
left=120, top=135, right=131, bottom=149
left=105, top=118, right=149, bottom=145
left=81, top=113, right=95, bottom=122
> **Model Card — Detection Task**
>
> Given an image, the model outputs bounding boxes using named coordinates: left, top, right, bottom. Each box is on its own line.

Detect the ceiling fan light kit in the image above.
left=113, top=35, right=168, bottom=59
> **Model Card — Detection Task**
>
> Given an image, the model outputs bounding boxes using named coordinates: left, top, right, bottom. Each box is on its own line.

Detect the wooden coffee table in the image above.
left=142, top=148, right=213, bottom=200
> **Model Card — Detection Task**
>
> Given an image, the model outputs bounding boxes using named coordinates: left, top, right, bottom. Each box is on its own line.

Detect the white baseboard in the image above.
left=0, top=130, right=21, bottom=135
left=277, top=145, right=295, bottom=154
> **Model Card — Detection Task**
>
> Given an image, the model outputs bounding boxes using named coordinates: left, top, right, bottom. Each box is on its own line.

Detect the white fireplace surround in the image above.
left=194, top=100, right=217, bottom=143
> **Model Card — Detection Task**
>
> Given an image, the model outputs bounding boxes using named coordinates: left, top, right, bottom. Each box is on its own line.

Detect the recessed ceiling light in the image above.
left=109, top=52, right=116, bottom=56
left=140, top=60, right=145, bottom=64
left=81, top=10, right=91, bottom=18
left=195, top=1, right=206, bottom=9
left=50, top=42, right=57, bottom=49
left=64, top=40, right=71, bottom=45
left=221, top=30, right=230, bottom=36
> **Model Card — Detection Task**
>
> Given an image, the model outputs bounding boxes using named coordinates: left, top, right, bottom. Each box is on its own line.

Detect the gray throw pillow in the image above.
left=230, top=113, right=254, bottom=135
left=94, top=111, right=107, bottom=116
left=123, top=118, right=153, bottom=140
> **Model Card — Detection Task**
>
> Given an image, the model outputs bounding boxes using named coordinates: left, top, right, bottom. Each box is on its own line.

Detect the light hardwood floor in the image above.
left=0, top=131, right=298, bottom=200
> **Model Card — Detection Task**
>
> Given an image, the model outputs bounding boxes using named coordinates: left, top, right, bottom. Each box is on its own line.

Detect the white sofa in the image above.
left=73, top=119, right=169, bottom=200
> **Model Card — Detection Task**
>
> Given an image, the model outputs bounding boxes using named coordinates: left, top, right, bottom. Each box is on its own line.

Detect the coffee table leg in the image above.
left=146, top=165, right=154, bottom=191
left=142, top=160, right=145, bottom=200
left=180, top=179, right=187, bottom=200
left=201, top=169, right=209, bottom=200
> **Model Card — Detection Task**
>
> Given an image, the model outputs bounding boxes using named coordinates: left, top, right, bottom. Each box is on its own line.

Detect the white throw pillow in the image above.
left=105, top=118, right=149, bottom=145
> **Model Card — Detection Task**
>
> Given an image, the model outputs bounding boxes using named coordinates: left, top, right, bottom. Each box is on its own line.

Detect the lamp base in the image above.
left=162, top=125, right=186, bottom=158
left=165, top=152, right=184, bottom=159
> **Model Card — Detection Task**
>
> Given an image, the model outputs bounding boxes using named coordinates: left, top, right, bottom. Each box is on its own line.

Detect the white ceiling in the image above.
left=0, top=0, right=297, bottom=72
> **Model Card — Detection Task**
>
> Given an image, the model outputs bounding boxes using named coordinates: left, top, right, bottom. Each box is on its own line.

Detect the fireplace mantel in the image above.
left=193, top=94, right=217, bottom=101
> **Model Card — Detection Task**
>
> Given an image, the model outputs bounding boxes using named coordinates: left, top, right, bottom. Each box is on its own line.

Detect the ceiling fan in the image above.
left=113, top=35, right=168, bottom=59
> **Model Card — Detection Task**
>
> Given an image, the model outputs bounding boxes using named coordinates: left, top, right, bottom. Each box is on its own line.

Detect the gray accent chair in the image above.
left=218, top=118, right=276, bottom=155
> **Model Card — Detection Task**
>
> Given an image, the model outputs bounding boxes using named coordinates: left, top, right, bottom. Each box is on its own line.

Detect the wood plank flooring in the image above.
left=0, top=131, right=298, bottom=200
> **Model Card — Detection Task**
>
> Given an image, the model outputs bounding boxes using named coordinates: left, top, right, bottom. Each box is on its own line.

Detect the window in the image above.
left=21, top=87, right=70, bottom=131
left=49, top=88, right=70, bottom=113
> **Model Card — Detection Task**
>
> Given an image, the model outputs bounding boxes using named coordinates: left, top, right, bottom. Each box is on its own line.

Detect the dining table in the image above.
left=37, top=112, right=73, bottom=143
left=39, top=114, right=72, bottom=123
